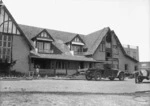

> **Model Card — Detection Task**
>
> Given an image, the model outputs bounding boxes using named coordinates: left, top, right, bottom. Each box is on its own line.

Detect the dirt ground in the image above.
left=0, top=78, right=150, bottom=106
left=0, top=92, right=150, bottom=106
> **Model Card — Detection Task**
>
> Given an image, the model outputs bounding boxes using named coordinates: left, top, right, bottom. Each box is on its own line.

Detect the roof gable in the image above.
left=31, top=29, right=54, bottom=41
left=19, top=24, right=86, bottom=45
left=0, top=5, right=20, bottom=35
left=69, top=34, right=85, bottom=45
left=0, top=3, right=33, bottom=49
left=111, top=31, right=138, bottom=62
left=85, top=27, right=110, bottom=55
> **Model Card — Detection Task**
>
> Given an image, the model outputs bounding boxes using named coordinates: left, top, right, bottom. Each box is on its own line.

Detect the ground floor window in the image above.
left=125, top=64, right=128, bottom=71
left=134, top=65, right=138, bottom=71
left=56, top=61, right=65, bottom=69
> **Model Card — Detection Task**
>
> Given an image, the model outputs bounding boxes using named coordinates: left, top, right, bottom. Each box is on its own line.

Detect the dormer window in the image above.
left=32, top=30, right=54, bottom=54
left=37, top=41, right=52, bottom=53
left=70, top=35, right=85, bottom=55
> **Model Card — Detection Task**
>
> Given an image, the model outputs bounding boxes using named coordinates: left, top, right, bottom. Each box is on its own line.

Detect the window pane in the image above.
left=12, top=24, right=16, bottom=34
left=8, top=36, right=11, bottom=41
left=0, top=34, right=2, bottom=40
left=0, top=24, right=3, bottom=32
left=0, top=10, right=4, bottom=25
left=44, top=43, right=50, bottom=53
left=4, top=35, right=7, bottom=41
left=7, top=48, right=10, bottom=55
left=37, top=42, right=43, bottom=52
left=4, top=12, right=9, bottom=21
left=8, top=21, right=13, bottom=33
left=3, top=48, right=6, bottom=54
left=3, top=42, right=6, bottom=47
left=17, top=30, right=20, bottom=35
left=4, top=22, right=8, bottom=33
left=8, top=42, right=11, bottom=47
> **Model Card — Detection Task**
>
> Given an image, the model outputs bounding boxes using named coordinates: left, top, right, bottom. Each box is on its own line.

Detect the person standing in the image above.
left=35, top=65, right=40, bottom=78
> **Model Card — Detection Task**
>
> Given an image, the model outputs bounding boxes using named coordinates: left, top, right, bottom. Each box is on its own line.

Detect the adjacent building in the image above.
left=139, top=62, right=150, bottom=70
left=123, top=45, right=139, bottom=61
left=0, top=1, right=139, bottom=76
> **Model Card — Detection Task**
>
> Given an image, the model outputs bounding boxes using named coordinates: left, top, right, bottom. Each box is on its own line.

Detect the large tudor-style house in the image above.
left=0, top=1, right=139, bottom=76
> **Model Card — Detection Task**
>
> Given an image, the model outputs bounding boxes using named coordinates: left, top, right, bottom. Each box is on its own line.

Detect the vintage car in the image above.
left=85, top=64, right=125, bottom=81
left=135, top=69, right=150, bottom=83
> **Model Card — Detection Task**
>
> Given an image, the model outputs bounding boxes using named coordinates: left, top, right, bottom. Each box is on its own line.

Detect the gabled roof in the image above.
left=1, top=5, right=33, bottom=49
left=31, top=29, right=55, bottom=41
left=68, top=34, right=85, bottom=44
left=19, top=24, right=86, bottom=45
left=85, top=27, right=110, bottom=55
left=111, top=31, right=138, bottom=62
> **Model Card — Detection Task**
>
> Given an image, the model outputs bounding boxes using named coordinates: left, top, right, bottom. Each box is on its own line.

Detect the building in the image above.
left=0, top=1, right=139, bottom=76
left=123, top=45, right=139, bottom=61
left=139, top=62, right=150, bottom=70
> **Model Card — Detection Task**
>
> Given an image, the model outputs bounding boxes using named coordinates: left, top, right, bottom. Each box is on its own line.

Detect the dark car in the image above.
left=134, top=69, right=150, bottom=83
left=85, top=65, right=125, bottom=81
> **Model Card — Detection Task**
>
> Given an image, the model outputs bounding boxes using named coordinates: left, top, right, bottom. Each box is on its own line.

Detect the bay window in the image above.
left=0, top=34, right=12, bottom=63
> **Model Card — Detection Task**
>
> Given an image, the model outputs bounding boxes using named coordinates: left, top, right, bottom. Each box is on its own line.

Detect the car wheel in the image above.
left=94, top=72, right=101, bottom=81
left=119, top=73, right=125, bottom=81
left=138, top=77, right=143, bottom=83
left=85, top=73, right=92, bottom=80
left=109, top=77, right=115, bottom=81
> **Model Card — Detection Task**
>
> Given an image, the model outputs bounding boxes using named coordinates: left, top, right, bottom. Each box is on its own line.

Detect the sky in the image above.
left=3, top=0, right=150, bottom=62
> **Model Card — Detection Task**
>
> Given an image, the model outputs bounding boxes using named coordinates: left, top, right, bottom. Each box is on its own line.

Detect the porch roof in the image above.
left=30, top=52, right=96, bottom=62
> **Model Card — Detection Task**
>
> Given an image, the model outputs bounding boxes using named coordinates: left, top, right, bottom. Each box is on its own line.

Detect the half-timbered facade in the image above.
left=0, top=1, right=139, bottom=76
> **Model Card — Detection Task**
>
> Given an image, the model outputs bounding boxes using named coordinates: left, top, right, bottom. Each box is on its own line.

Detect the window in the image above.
left=99, top=42, right=105, bottom=52
left=0, top=34, right=12, bottom=63
left=37, top=41, right=51, bottom=53
left=106, top=34, right=111, bottom=43
left=135, top=66, right=138, bottom=71
left=106, top=52, right=111, bottom=58
left=71, top=45, right=83, bottom=55
left=39, top=32, right=49, bottom=38
left=0, top=8, right=20, bottom=35
left=73, top=37, right=81, bottom=42
left=112, top=45, right=119, bottom=54
left=125, top=64, right=128, bottom=71
left=56, top=61, right=65, bottom=69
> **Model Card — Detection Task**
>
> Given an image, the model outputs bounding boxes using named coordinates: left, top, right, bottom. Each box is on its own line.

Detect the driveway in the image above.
left=0, top=78, right=150, bottom=106
left=0, top=78, right=150, bottom=93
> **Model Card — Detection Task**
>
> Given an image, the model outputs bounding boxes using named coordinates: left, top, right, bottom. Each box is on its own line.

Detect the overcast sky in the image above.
left=3, top=0, right=150, bottom=62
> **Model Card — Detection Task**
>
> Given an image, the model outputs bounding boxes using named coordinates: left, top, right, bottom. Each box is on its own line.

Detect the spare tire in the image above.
left=141, top=70, right=148, bottom=76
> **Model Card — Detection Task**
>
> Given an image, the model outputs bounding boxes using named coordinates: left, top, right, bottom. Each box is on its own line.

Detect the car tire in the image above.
left=94, top=72, right=101, bottom=81
left=119, top=72, right=125, bottom=81
left=138, top=77, right=143, bottom=83
left=85, top=73, right=92, bottom=80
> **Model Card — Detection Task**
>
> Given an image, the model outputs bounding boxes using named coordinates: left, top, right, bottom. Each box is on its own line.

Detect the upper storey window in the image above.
left=70, top=35, right=85, bottom=55
left=0, top=6, right=21, bottom=63
left=37, top=41, right=52, bottom=53
left=33, top=30, right=54, bottom=54
left=105, top=34, right=111, bottom=48
left=0, top=7, right=20, bottom=35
